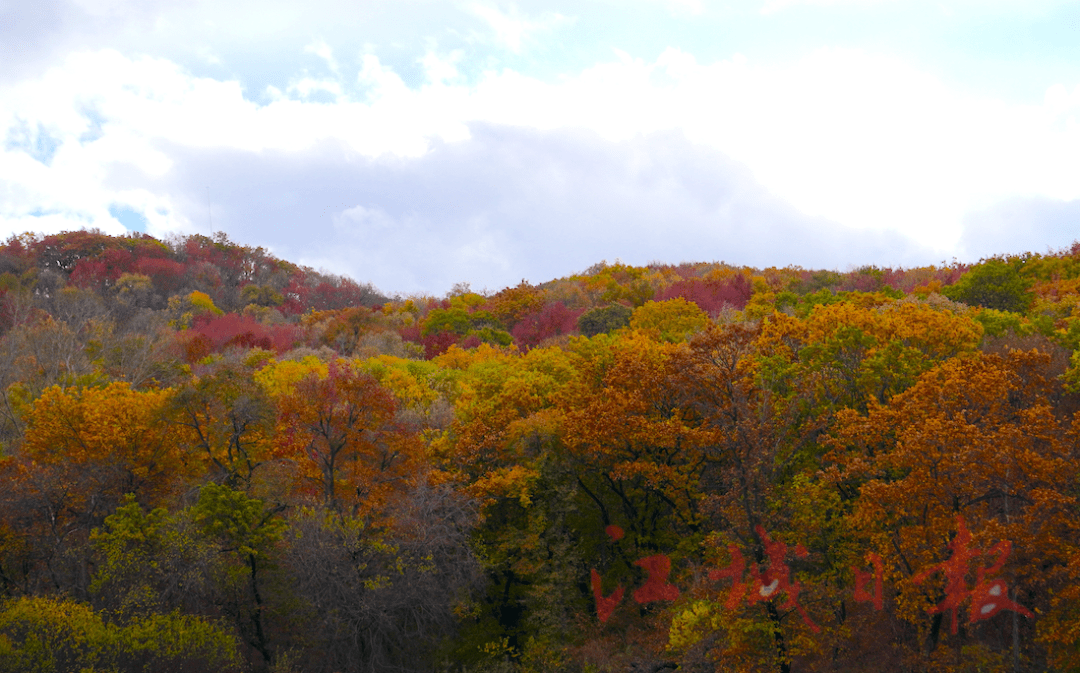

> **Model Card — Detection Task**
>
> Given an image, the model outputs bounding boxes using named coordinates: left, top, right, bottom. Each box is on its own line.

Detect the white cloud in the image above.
left=161, top=124, right=933, bottom=293
left=3, top=41, right=1080, bottom=272
left=304, top=40, right=340, bottom=75
left=467, top=3, right=573, bottom=53
left=758, top=0, right=1069, bottom=14
left=420, top=48, right=465, bottom=86
left=288, top=77, right=344, bottom=101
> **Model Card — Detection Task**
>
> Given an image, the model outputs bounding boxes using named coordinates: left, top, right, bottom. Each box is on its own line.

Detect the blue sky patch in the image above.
left=5, top=120, right=61, bottom=166
left=109, top=205, right=147, bottom=233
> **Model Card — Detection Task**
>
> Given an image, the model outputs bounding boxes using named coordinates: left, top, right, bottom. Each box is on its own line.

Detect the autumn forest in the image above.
left=2, top=230, right=1080, bottom=673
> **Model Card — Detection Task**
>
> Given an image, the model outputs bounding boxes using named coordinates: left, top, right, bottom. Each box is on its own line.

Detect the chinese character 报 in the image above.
left=912, top=517, right=1033, bottom=634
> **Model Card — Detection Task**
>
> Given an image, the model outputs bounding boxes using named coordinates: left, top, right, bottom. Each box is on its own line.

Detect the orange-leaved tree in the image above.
left=6, top=381, right=192, bottom=596
left=268, top=359, right=404, bottom=512
left=23, top=382, right=192, bottom=504
left=826, top=348, right=1080, bottom=670
left=560, top=329, right=711, bottom=550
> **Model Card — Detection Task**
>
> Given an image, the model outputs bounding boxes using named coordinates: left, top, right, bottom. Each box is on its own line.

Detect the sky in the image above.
left=2, top=0, right=1080, bottom=295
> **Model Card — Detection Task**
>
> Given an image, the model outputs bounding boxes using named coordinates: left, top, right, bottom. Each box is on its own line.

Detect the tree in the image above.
left=271, top=360, right=402, bottom=511
left=752, top=296, right=983, bottom=412
left=510, top=301, right=582, bottom=349
left=577, top=304, right=633, bottom=338
left=241, top=283, right=285, bottom=308
left=826, top=349, right=1080, bottom=669
left=284, top=480, right=481, bottom=673
left=630, top=298, right=710, bottom=343
left=170, top=361, right=276, bottom=491
left=3, top=382, right=193, bottom=597
left=432, top=343, right=592, bottom=660
left=192, top=483, right=287, bottom=671
left=0, top=595, right=242, bottom=673
left=89, top=495, right=214, bottom=619
left=484, top=281, right=547, bottom=331
left=421, top=306, right=512, bottom=354
left=943, top=256, right=1034, bottom=313
left=560, top=330, right=709, bottom=550
left=666, top=299, right=982, bottom=671
left=666, top=322, right=828, bottom=672
left=23, top=382, right=191, bottom=505
left=0, top=312, right=97, bottom=404
left=655, top=274, right=752, bottom=314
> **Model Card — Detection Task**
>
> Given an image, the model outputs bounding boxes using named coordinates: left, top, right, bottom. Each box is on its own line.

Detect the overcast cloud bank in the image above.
left=3, top=1, right=1080, bottom=293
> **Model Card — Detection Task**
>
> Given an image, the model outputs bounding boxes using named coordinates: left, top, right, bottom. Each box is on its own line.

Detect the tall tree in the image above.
left=271, top=360, right=402, bottom=512
left=171, top=361, right=275, bottom=491
left=827, top=349, right=1080, bottom=670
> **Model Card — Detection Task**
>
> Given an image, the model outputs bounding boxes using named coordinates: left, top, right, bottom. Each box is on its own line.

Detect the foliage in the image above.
left=4, top=229, right=1080, bottom=672
left=285, top=480, right=481, bottom=673
left=187, top=314, right=302, bottom=356
left=0, top=595, right=242, bottom=673
left=629, top=298, right=710, bottom=342
left=89, top=495, right=214, bottom=618
left=510, top=302, right=582, bottom=349
left=655, top=273, right=752, bottom=313
left=270, top=359, right=404, bottom=511
left=191, top=483, right=288, bottom=669
left=421, top=307, right=514, bottom=356
left=943, top=256, right=1034, bottom=313
left=483, top=282, right=547, bottom=331
left=170, top=360, right=276, bottom=489
left=577, top=304, right=633, bottom=338
left=826, top=349, right=1080, bottom=669
left=192, top=483, right=286, bottom=561
left=23, top=382, right=192, bottom=504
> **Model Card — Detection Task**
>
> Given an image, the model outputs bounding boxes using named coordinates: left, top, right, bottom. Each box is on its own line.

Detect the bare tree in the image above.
left=284, top=478, right=482, bottom=673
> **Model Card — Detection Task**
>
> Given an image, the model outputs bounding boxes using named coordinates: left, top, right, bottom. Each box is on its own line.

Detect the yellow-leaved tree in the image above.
left=7, top=382, right=193, bottom=597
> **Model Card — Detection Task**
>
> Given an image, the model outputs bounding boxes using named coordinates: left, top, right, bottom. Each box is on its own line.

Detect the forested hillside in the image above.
left=1, top=230, right=1079, bottom=673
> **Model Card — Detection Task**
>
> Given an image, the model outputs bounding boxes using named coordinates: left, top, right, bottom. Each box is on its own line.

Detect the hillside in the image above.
left=1, top=229, right=1079, bottom=673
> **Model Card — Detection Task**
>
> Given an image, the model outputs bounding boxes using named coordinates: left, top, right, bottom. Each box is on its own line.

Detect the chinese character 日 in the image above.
left=853, top=552, right=885, bottom=611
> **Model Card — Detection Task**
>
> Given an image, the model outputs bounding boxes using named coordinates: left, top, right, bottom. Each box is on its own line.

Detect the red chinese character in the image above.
left=605, top=524, right=625, bottom=541
left=633, top=554, right=681, bottom=603
left=591, top=568, right=625, bottom=623
left=853, top=552, right=884, bottom=611
left=708, top=527, right=819, bottom=633
left=708, top=545, right=749, bottom=609
left=970, top=540, right=1033, bottom=624
left=912, top=518, right=979, bottom=634
left=912, top=517, right=1032, bottom=634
